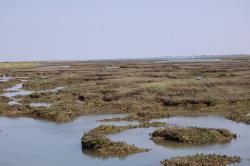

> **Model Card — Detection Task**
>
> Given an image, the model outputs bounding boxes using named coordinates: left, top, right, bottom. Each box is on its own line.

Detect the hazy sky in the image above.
left=0, top=0, right=250, bottom=61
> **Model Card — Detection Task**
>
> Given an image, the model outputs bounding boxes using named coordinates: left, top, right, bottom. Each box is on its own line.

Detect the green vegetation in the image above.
left=161, top=154, right=241, bottom=166
left=152, top=126, right=236, bottom=145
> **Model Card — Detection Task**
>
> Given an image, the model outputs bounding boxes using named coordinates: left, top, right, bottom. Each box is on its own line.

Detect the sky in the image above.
left=0, top=0, right=250, bottom=61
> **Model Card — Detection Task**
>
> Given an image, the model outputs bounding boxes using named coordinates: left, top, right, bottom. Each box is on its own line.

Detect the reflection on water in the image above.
left=152, top=138, right=213, bottom=149
left=0, top=115, right=250, bottom=166
left=82, top=149, right=128, bottom=160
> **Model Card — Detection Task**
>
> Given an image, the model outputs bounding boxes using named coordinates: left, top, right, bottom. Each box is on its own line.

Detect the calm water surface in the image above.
left=0, top=115, right=249, bottom=166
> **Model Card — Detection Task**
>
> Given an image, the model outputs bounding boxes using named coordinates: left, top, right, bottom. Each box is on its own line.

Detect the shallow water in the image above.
left=0, top=76, right=12, bottom=82
left=38, top=65, right=71, bottom=70
left=39, top=86, right=64, bottom=93
left=8, top=100, right=21, bottom=106
left=0, top=115, right=249, bottom=166
left=30, top=102, right=51, bottom=107
left=0, top=83, right=64, bottom=106
left=1, top=83, right=33, bottom=98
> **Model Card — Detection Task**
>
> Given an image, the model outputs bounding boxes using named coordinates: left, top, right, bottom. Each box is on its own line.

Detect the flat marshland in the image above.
left=0, top=57, right=250, bottom=165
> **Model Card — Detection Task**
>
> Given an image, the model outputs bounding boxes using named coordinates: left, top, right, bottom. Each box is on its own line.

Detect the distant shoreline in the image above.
left=0, top=54, right=249, bottom=63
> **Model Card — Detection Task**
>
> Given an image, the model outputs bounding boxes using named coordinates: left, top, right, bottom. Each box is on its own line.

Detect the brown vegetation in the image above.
left=0, top=57, right=250, bottom=122
left=81, top=125, right=149, bottom=156
left=226, top=113, right=250, bottom=124
left=152, top=126, right=236, bottom=145
left=161, top=154, right=241, bottom=166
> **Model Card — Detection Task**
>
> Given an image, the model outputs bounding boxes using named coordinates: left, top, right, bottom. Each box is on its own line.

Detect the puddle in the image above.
left=16, top=76, right=29, bottom=79
left=0, top=82, right=64, bottom=106
left=39, top=87, right=64, bottom=93
left=0, top=83, right=33, bottom=105
left=0, top=115, right=249, bottom=166
left=193, top=76, right=204, bottom=80
left=1, top=84, right=33, bottom=98
left=30, top=102, right=51, bottom=108
left=0, top=76, right=12, bottom=82
left=0, top=83, right=27, bottom=105
left=8, top=100, right=21, bottom=106
left=106, top=66, right=120, bottom=69
left=4, top=84, right=23, bottom=92
left=39, top=65, right=71, bottom=70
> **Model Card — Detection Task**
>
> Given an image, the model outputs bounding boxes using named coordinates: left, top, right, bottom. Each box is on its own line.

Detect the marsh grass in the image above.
left=151, top=126, right=236, bottom=145
left=161, top=154, right=241, bottom=166
left=81, top=124, right=149, bottom=156
left=0, top=62, right=38, bottom=69
left=0, top=57, right=250, bottom=123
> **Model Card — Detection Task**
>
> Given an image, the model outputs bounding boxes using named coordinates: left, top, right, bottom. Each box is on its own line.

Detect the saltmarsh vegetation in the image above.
left=0, top=62, right=38, bottom=69
left=151, top=126, right=236, bottom=145
left=81, top=124, right=151, bottom=156
left=99, top=111, right=171, bottom=122
left=161, top=154, right=241, bottom=166
left=91, top=122, right=167, bottom=135
left=1, top=58, right=250, bottom=124
left=226, top=113, right=250, bottom=124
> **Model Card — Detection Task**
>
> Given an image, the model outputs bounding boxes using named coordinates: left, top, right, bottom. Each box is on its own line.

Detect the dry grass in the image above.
left=0, top=62, right=39, bottom=69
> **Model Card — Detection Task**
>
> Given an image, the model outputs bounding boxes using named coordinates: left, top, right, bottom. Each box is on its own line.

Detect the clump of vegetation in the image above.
left=140, top=122, right=166, bottom=127
left=82, top=132, right=148, bottom=156
left=100, top=111, right=171, bottom=122
left=90, top=125, right=138, bottom=134
left=81, top=125, right=149, bottom=156
left=226, top=113, right=250, bottom=124
left=158, top=96, right=214, bottom=107
left=161, top=154, right=241, bottom=166
left=92, top=122, right=167, bottom=135
left=152, top=126, right=236, bottom=145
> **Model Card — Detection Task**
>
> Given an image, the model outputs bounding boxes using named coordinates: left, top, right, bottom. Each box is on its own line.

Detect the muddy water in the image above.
left=0, top=115, right=249, bottom=166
